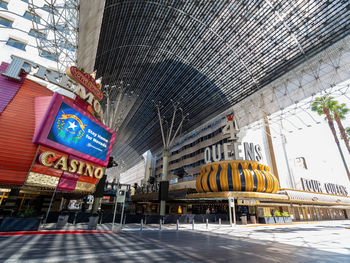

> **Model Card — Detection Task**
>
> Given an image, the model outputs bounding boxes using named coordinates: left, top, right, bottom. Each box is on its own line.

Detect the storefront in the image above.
left=131, top=158, right=350, bottom=223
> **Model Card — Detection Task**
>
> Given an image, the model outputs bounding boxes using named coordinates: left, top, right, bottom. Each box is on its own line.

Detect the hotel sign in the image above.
left=301, top=178, right=348, bottom=196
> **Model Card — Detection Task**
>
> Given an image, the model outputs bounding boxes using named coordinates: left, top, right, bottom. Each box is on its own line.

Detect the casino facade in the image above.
left=131, top=113, right=350, bottom=223
left=0, top=57, right=115, bottom=216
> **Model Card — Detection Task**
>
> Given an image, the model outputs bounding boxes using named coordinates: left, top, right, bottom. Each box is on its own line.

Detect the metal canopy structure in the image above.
left=93, top=0, right=350, bottom=168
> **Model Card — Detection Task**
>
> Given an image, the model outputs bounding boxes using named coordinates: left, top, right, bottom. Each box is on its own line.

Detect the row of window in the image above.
left=5, top=37, right=58, bottom=61
left=170, top=127, right=223, bottom=156
left=171, top=117, right=225, bottom=149
left=1, top=0, right=56, bottom=16
left=0, top=5, right=69, bottom=36
left=155, top=124, right=232, bottom=178
left=169, top=138, right=229, bottom=166
left=156, top=125, right=225, bottom=164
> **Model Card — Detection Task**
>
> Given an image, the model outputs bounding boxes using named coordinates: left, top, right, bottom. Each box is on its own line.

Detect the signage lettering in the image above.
left=46, top=101, right=113, bottom=161
left=39, top=151, right=104, bottom=179
left=2, top=55, right=73, bottom=91
left=204, top=141, right=262, bottom=163
left=66, top=66, right=104, bottom=100
left=2, top=56, right=104, bottom=120
left=204, top=113, right=262, bottom=164
left=74, top=85, right=104, bottom=120
left=301, top=178, right=348, bottom=196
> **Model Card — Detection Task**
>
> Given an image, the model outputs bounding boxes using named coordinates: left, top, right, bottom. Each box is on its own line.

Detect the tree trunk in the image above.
left=323, top=107, right=350, bottom=180
left=334, top=113, right=350, bottom=155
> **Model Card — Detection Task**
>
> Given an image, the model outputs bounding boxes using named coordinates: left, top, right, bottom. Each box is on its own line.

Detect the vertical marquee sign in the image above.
left=33, top=65, right=115, bottom=168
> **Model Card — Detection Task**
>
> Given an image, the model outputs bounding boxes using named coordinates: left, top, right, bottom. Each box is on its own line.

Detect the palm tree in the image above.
left=332, top=103, right=350, bottom=154
left=311, top=96, right=350, bottom=180
left=346, top=127, right=350, bottom=140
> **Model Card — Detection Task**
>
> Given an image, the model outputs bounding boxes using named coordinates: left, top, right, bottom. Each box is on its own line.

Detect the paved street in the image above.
left=0, top=220, right=349, bottom=262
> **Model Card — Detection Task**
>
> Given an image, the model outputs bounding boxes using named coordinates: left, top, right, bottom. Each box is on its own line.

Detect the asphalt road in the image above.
left=1, top=222, right=350, bottom=263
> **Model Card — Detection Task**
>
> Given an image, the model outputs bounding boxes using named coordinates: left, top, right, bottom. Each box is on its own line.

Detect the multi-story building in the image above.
left=1, top=1, right=53, bottom=66
left=155, top=116, right=229, bottom=183
left=0, top=0, right=76, bottom=79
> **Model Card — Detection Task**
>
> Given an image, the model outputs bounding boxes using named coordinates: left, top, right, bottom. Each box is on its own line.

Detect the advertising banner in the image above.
left=33, top=93, right=115, bottom=166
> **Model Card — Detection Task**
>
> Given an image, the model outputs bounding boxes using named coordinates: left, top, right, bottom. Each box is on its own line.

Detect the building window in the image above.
left=0, top=0, right=8, bottom=9
left=40, top=50, right=58, bottom=61
left=56, top=24, right=69, bottom=34
left=28, top=28, right=46, bottom=39
left=41, top=4, right=51, bottom=12
left=42, top=4, right=57, bottom=14
left=59, top=42, right=75, bottom=52
left=6, top=38, right=26, bottom=50
left=0, top=16, right=12, bottom=27
left=23, top=11, right=40, bottom=23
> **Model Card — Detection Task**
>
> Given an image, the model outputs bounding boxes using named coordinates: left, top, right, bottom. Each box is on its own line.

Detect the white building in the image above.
left=1, top=1, right=54, bottom=66
left=0, top=0, right=76, bottom=94
left=119, top=151, right=154, bottom=186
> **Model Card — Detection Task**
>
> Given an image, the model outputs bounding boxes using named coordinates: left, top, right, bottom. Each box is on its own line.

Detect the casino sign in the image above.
left=0, top=56, right=115, bottom=193
left=197, top=114, right=279, bottom=194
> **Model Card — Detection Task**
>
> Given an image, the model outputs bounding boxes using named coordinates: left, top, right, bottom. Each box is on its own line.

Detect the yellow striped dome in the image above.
left=196, top=160, right=279, bottom=193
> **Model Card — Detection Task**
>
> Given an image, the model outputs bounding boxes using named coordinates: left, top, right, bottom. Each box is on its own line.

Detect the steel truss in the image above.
left=94, top=0, right=350, bottom=168
left=28, top=0, right=79, bottom=72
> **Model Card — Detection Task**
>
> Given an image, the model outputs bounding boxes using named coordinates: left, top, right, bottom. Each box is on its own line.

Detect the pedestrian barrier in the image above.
left=7, top=212, right=229, bottom=230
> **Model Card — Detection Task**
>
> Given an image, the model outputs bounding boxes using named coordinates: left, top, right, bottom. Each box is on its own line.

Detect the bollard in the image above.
left=206, top=218, right=208, bottom=229
left=159, top=219, right=162, bottom=230
left=219, top=218, right=221, bottom=227
left=140, top=219, right=143, bottom=231
left=192, top=219, right=195, bottom=230
left=176, top=219, right=179, bottom=231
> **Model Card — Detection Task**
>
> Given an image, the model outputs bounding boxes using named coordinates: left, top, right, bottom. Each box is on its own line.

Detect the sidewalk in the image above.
left=37, top=220, right=322, bottom=232
left=2, top=220, right=349, bottom=235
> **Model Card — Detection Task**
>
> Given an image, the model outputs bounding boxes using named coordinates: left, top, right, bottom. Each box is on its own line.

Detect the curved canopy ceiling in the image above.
left=94, top=0, right=350, bottom=167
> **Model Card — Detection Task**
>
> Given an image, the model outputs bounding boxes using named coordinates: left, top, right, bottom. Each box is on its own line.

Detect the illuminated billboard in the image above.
left=33, top=93, right=115, bottom=166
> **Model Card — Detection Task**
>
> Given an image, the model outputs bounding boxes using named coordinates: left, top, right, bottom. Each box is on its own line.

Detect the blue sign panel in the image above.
left=48, top=102, right=113, bottom=161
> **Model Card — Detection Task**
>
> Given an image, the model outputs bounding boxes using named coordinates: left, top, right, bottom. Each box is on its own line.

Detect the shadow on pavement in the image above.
left=0, top=228, right=349, bottom=262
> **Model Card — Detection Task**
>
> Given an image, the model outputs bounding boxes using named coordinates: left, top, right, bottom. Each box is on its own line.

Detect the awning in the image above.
left=279, top=190, right=350, bottom=206
left=185, top=191, right=289, bottom=201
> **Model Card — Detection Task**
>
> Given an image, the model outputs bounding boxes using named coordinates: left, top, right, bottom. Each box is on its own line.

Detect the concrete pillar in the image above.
left=160, top=150, right=169, bottom=216
left=144, top=151, right=153, bottom=182
left=263, top=117, right=280, bottom=183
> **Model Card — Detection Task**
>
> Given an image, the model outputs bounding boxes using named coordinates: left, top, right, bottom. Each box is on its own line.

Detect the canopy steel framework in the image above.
left=92, top=0, right=350, bottom=168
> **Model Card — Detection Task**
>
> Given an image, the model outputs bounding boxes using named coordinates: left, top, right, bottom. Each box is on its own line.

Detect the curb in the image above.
left=243, top=221, right=318, bottom=227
